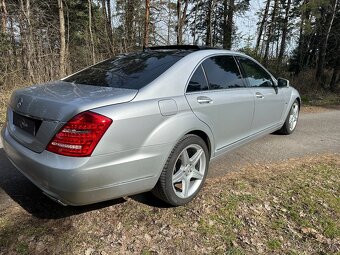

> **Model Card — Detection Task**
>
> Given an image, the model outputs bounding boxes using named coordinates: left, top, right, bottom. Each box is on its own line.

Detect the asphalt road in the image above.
left=0, top=108, right=339, bottom=217
left=209, top=108, right=340, bottom=177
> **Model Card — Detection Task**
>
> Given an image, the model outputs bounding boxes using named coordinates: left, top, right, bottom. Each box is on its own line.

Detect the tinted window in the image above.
left=64, top=51, right=189, bottom=90
left=187, top=65, right=209, bottom=92
left=237, top=57, right=273, bottom=87
left=202, top=56, right=244, bottom=90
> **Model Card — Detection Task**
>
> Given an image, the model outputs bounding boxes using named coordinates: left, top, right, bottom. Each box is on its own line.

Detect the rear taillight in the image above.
left=47, top=111, right=112, bottom=157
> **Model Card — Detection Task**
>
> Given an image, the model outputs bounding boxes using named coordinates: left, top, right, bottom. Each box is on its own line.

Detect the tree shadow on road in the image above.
left=0, top=148, right=127, bottom=219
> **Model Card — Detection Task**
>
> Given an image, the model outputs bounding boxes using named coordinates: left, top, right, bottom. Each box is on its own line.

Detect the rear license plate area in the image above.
left=13, top=112, right=42, bottom=136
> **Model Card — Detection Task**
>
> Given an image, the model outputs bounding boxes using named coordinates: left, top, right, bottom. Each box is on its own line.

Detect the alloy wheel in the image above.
left=172, top=144, right=207, bottom=199
left=289, top=102, right=299, bottom=131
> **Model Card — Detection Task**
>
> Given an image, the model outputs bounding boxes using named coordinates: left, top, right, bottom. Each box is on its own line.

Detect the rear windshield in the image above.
left=64, top=51, right=189, bottom=90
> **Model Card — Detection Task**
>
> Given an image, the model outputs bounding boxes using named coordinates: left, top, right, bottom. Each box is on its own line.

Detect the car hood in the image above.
left=9, top=81, right=138, bottom=122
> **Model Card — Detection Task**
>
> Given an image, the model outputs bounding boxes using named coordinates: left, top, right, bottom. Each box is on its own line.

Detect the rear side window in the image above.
left=202, top=56, right=245, bottom=90
left=64, top=51, right=189, bottom=90
left=187, top=65, right=209, bottom=92
left=237, top=57, right=274, bottom=87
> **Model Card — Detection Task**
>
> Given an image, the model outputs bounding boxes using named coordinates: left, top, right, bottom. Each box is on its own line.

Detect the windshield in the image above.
left=64, top=51, right=189, bottom=90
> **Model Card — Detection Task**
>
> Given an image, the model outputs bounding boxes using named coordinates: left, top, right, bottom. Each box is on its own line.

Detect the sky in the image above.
left=234, top=0, right=298, bottom=54
left=234, top=0, right=263, bottom=49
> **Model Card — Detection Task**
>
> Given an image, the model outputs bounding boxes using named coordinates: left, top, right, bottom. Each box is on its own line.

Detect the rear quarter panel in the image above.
left=91, top=96, right=215, bottom=157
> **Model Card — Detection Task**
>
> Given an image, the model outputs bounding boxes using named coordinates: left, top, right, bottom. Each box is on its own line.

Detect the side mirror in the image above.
left=277, top=77, right=290, bottom=87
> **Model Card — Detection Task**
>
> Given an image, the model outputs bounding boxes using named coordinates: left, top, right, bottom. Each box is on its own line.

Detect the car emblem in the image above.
left=20, top=119, right=28, bottom=129
left=17, top=98, right=23, bottom=108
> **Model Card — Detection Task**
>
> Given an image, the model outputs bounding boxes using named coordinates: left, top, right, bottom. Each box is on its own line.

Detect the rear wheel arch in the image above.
left=186, top=130, right=212, bottom=159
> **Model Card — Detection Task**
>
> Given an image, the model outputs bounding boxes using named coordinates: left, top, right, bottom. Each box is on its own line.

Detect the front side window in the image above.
left=237, top=57, right=274, bottom=87
left=64, top=51, right=189, bottom=90
left=187, top=65, right=209, bottom=92
left=202, top=55, right=245, bottom=90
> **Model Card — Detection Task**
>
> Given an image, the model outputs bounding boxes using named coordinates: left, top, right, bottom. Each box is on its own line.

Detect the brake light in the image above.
left=47, top=111, right=112, bottom=157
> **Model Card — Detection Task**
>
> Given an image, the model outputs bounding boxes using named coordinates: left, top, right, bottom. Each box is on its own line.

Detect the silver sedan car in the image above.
left=1, top=46, right=300, bottom=206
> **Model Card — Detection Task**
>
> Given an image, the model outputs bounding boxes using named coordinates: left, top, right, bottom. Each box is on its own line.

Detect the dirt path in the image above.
left=0, top=108, right=339, bottom=211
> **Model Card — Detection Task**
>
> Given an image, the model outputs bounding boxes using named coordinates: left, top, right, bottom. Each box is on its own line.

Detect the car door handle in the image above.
left=197, top=96, right=213, bottom=104
left=255, top=92, right=264, bottom=99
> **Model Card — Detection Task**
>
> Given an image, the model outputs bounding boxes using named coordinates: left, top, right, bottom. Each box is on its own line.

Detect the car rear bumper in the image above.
left=1, top=124, right=170, bottom=206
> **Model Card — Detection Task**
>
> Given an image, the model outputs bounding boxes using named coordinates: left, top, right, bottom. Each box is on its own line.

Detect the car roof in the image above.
left=145, top=45, right=218, bottom=51
left=144, top=45, right=248, bottom=57
left=142, top=46, right=250, bottom=67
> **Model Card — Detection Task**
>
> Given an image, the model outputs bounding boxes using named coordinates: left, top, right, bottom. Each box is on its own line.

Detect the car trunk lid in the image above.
left=7, top=81, right=137, bottom=153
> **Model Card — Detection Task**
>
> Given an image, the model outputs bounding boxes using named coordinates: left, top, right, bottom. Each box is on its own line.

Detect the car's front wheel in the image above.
left=278, top=99, right=299, bottom=135
left=152, top=134, right=209, bottom=206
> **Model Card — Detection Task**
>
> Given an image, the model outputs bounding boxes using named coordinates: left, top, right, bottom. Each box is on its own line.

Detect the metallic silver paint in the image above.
left=158, top=99, right=178, bottom=116
left=9, top=81, right=137, bottom=121
left=0, top=49, right=300, bottom=205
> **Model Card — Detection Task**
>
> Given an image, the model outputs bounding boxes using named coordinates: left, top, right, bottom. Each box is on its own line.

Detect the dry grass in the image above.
left=289, top=70, right=340, bottom=106
left=0, top=154, right=339, bottom=254
left=0, top=88, right=12, bottom=125
left=0, top=82, right=28, bottom=125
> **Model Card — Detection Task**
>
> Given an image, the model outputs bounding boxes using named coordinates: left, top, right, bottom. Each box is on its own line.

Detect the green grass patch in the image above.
left=267, top=239, right=282, bottom=250
left=16, top=242, right=29, bottom=255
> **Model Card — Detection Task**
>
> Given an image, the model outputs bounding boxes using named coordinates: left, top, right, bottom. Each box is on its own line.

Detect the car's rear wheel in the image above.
left=152, top=134, right=209, bottom=206
left=278, top=99, right=299, bottom=135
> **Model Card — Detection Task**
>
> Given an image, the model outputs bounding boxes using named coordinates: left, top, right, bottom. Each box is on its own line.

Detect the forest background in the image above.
left=0, top=0, right=339, bottom=109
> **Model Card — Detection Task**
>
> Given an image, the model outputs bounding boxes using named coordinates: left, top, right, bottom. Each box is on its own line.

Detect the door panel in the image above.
left=250, top=88, right=285, bottom=132
left=236, top=56, right=286, bottom=133
left=185, top=55, right=254, bottom=152
left=186, top=90, right=254, bottom=151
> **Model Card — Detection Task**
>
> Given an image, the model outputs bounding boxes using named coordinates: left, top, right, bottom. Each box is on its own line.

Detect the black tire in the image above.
left=152, top=134, right=210, bottom=206
left=277, top=99, right=299, bottom=135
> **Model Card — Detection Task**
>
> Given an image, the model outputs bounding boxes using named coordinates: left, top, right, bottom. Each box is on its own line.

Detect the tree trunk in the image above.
left=212, top=10, right=217, bottom=46
left=223, top=0, right=234, bottom=49
left=167, top=0, right=171, bottom=44
left=88, top=0, right=95, bottom=64
left=19, top=0, right=34, bottom=82
left=192, top=0, right=200, bottom=44
left=263, top=0, right=278, bottom=66
left=26, top=0, right=34, bottom=80
left=295, top=0, right=310, bottom=75
left=101, top=0, right=109, bottom=53
left=66, top=5, right=71, bottom=74
left=125, top=0, right=134, bottom=50
left=255, top=0, right=270, bottom=54
left=176, top=0, right=189, bottom=45
left=223, top=0, right=228, bottom=48
left=330, top=60, right=339, bottom=92
left=143, top=0, right=150, bottom=48
left=106, top=0, right=114, bottom=53
left=316, top=0, right=338, bottom=82
left=205, top=0, right=213, bottom=46
left=9, top=15, right=16, bottom=68
left=329, top=14, right=340, bottom=92
left=176, top=0, right=181, bottom=44
left=0, top=0, right=7, bottom=33
left=58, top=0, right=66, bottom=77
left=277, top=0, right=291, bottom=70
